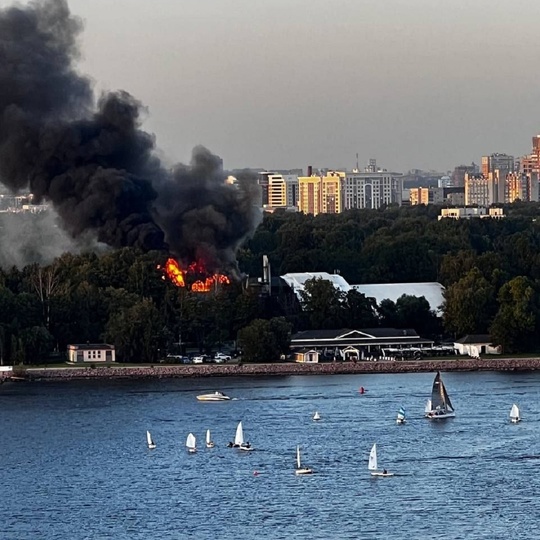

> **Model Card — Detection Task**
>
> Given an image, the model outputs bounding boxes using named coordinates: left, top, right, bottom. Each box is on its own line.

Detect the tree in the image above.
left=443, top=268, right=497, bottom=337
left=103, top=298, right=164, bottom=363
left=490, top=277, right=538, bottom=353
left=299, top=278, right=344, bottom=329
left=237, top=317, right=292, bottom=363
left=342, top=289, right=378, bottom=329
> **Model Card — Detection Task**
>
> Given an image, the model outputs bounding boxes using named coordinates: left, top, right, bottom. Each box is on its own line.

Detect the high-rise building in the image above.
left=267, top=174, right=287, bottom=208
left=283, top=174, right=299, bottom=207
left=451, top=164, right=478, bottom=188
left=505, top=172, right=539, bottom=202
left=520, top=137, right=540, bottom=200
left=481, top=153, right=515, bottom=176
left=465, top=173, right=495, bottom=206
left=297, top=172, right=344, bottom=215
left=343, top=172, right=402, bottom=209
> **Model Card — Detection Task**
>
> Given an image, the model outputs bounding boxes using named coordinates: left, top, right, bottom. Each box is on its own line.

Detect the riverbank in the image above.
left=8, top=356, right=540, bottom=381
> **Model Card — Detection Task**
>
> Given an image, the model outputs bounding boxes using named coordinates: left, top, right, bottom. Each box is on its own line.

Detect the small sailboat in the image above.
left=425, top=372, right=455, bottom=419
left=186, top=432, right=197, bottom=453
left=368, top=443, right=393, bottom=477
left=396, top=407, right=406, bottom=425
left=510, top=404, right=521, bottom=423
left=230, top=421, right=253, bottom=451
left=206, top=429, right=215, bottom=448
left=295, top=445, right=313, bottom=475
left=146, top=430, right=156, bottom=449
left=313, top=411, right=321, bottom=421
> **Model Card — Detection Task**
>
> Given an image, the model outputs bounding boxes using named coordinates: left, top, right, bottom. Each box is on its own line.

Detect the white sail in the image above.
left=425, top=399, right=432, bottom=414
left=234, top=422, right=244, bottom=446
left=368, top=443, right=378, bottom=471
left=510, top=404, right=520, bottom=421
left=146, top=430, right=155, bottom=448
left=296, top=445, right=301, bottom=468
left=397, top=407, right=406, bottom=422
left=313, top=411, right=320, bottom=421
left=206, top=429, right=211, bottom=444
left=186, top=432, right=196, bottom=449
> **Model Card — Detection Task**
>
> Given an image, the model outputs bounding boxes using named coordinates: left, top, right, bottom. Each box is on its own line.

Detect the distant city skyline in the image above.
left=2, top=0, right=540, bottom=173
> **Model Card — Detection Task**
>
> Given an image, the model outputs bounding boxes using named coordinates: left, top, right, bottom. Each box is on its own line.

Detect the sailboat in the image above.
left=425, top=372, right=455, bottom=419
left=396, top=407, right=406, bottom=425
left=368, top=443, right=393, bottom=477
left=186, top=432, right=197, bottom=453
left=146, top=430, right=156, bottom=449
left=206, top=429, right=215, bottom=448
left=313, top=411, right=321, bottom=421
left=231, top=421, right=253, bottom=451
left=510, top=404, right=521, bottom=423
left=295, top=445, right=313, bottom=475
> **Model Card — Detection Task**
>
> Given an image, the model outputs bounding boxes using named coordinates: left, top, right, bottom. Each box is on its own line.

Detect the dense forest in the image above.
left=1, top=202, right=540, bottom=364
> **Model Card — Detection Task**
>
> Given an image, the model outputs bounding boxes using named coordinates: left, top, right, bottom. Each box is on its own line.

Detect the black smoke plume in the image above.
left=0, top=0, right=260, bottom=272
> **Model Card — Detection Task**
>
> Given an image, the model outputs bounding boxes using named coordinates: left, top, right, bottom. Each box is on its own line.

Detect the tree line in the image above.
left=1, top=201, right=540, bottom=364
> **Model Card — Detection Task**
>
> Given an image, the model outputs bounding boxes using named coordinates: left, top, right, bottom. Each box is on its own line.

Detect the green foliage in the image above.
left=443, top=268, right=497, bottom=337
left=237, top=317, right=292, bottom=363
left=490, top=277, right=538, bottom=353
left=3, top=201, right=540, bottom=363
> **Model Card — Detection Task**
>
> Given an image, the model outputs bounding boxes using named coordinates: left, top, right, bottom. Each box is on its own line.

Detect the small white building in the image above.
left=67, top=344, right=116, bottom=363
left=294, top=349, right=320, bottom=363
left=454, top=335, right=500, bottom=357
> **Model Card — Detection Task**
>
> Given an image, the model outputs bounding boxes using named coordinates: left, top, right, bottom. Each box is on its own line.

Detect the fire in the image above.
left=159, top=257, right=230, bottom=292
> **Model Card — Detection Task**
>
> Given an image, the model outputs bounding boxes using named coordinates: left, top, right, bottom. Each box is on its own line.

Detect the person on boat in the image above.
left=383, top=469, right=388, bottom=475
left=243, top=442, right=251, bottom=449
left=227, top=441, right=233, bottom=448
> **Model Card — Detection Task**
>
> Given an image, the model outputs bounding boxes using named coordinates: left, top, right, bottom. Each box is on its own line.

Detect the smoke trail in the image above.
left=0, top=0, right=260, bottom=272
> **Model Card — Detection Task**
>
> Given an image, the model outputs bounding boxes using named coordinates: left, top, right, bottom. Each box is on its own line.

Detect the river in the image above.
left=2, top=371, right=539, bottom=539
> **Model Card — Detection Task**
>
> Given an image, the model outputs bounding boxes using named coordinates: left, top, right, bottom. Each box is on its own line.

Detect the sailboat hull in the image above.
left=510, top=418, right=521, bottom=423
left=396, top=418, right=406, bottom=424
left=148, top=443, right=156, bottom=449
left=295, top=468, right=313, bottom=475
left=371, top=472, right=394, bottom=477
left=426, top=411, right=455, bottom=419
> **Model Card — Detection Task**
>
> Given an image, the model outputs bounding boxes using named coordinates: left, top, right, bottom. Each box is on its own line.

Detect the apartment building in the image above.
left=343, top=172, right=402, bottom=209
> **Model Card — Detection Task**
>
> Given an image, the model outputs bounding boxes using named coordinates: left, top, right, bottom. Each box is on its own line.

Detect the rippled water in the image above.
left=2, top=371, right=540, bottom=539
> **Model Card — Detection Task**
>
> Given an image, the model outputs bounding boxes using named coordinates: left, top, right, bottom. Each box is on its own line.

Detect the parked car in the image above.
left=192, top=355, right=205, bottom=364
left=214, top=352, right=231, bottom=363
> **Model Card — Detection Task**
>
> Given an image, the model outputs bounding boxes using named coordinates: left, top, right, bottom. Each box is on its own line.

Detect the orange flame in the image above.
left=159, top=257, right=230, bottom=292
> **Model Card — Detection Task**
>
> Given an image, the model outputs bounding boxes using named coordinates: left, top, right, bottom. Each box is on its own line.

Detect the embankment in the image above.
left=15, top=357, right=540, bottom=381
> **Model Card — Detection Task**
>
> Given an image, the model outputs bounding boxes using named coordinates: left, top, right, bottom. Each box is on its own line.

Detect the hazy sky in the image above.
left=6, top=0, right=540, bottom=173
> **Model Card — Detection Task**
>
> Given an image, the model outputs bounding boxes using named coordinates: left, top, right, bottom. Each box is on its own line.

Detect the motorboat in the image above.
left=196, top=391, right=231, bottom=402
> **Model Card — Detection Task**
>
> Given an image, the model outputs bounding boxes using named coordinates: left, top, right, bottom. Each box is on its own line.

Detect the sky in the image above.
left=5, top=0, right=540, bottom=173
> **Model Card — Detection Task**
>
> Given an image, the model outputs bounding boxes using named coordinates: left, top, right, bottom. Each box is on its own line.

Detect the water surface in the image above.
left=2, top=371, right=539, bottom=539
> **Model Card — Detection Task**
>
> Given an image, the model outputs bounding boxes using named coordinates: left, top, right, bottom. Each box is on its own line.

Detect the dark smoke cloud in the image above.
left=0, top=0, right=260, bottom=272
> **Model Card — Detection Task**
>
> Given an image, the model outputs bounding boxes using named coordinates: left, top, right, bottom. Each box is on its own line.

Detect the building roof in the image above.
left=68, top=344, right=115, bottom=350
left=280, top=272, right=352, bottom=298
left=291, top=328, right=432, bottom=349
left=352, top=282, right=445, bottom=314
left=454, top=335, right=492, bottom=344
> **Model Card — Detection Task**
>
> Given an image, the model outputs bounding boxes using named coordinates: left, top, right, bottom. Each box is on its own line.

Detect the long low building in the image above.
left=280, top=272, right=445, bottom=314
left=291, top=328, right=434, bottom=361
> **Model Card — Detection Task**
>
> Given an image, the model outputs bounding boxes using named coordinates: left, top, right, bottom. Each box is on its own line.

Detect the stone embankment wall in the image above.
left=18, top=357, right=540, bottom=381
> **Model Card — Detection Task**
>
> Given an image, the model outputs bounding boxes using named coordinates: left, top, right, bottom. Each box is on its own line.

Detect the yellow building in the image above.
left=298, top=171, right=344, bottom=215
left=409, top=187, right=430, bottom=205
left=267, top=174, right=287, bottom=208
